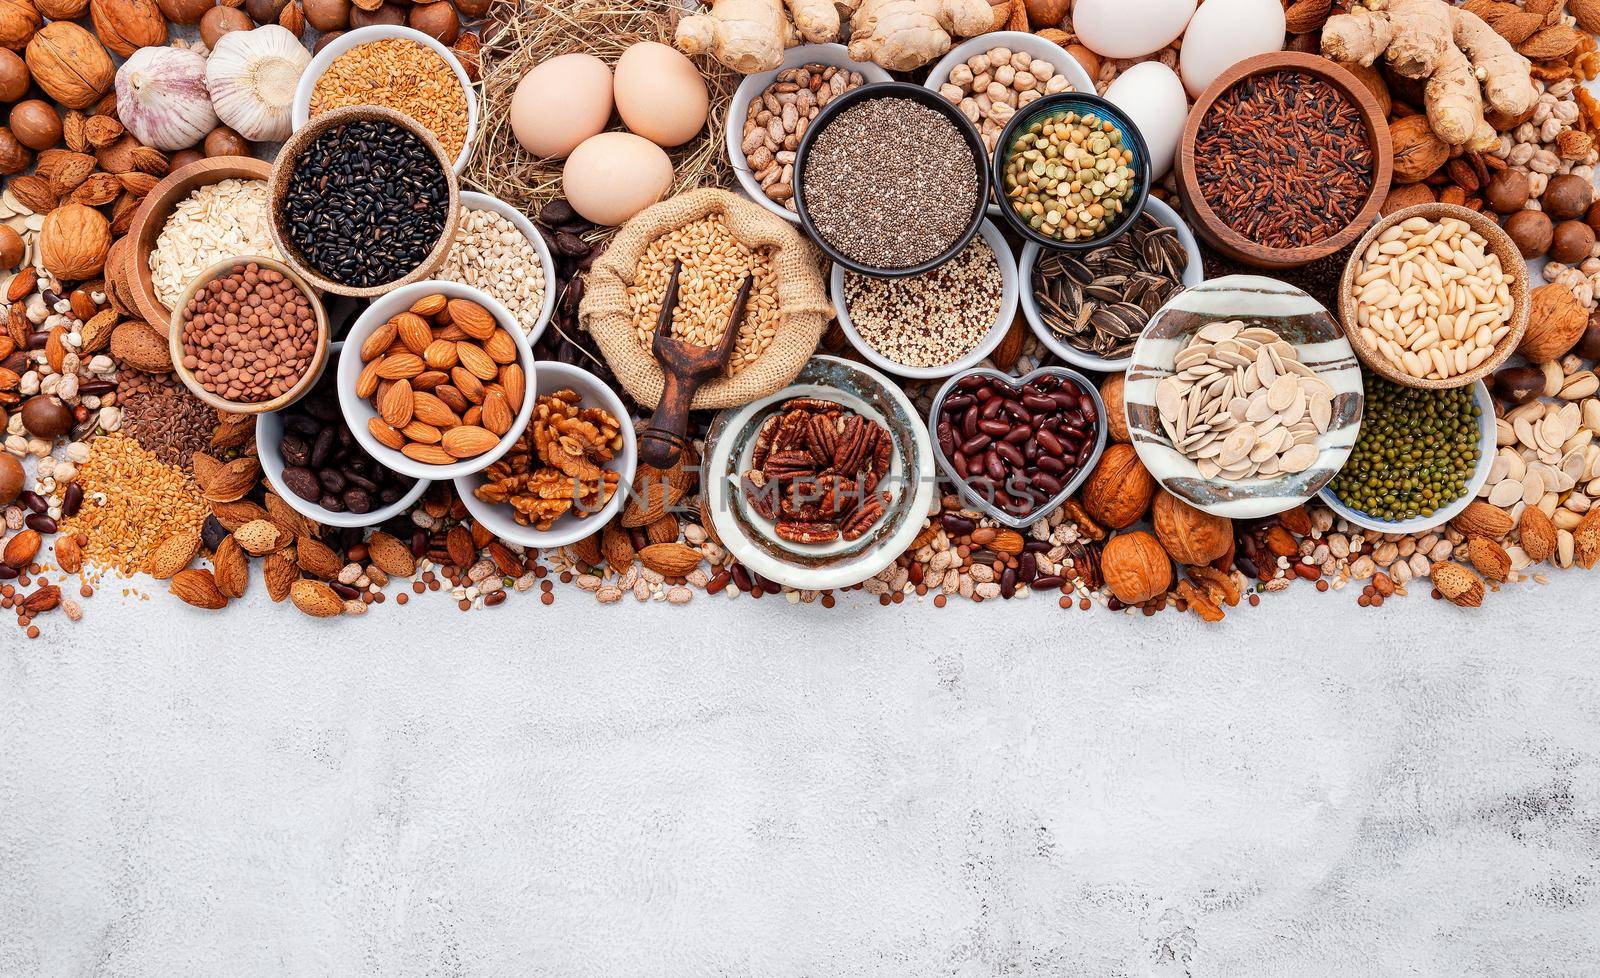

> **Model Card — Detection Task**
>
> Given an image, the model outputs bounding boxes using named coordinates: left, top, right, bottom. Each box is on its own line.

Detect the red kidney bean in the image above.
left=941, top=514, right=975, bottom=535
left=25, top=514, right=55, bottom=533
left=1032, top=574, right=1064, bottom=591
left=19, top=491, right=47, bottom=514
left=962, top=434, right=991, bottom=454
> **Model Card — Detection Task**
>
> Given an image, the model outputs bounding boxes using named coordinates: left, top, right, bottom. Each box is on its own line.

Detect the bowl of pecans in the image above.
left=455, top=360, right=638, bottom=549
left=337, top=281, right=537, bottom=481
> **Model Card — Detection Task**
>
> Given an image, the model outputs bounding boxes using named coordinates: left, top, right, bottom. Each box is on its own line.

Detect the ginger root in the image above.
left=676, top=0, right=799, bottom=73
left=1322, top=0, right=1537, bottom=150
left=847, top=0, right=994, bottom=72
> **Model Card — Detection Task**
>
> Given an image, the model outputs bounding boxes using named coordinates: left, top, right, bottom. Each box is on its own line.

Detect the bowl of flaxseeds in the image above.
left=793, top=81, right=989, bottom=278
left=268, top=106, right=460, bottom=298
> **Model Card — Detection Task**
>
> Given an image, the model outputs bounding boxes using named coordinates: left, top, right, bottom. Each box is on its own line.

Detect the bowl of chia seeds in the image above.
left=267, top=105, right=460, bottom=298
left=793, top=80, right=989, bottom=278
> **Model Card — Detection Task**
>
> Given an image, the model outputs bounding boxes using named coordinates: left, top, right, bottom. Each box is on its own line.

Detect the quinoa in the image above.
left=842, top=235, right=1002, bottom=367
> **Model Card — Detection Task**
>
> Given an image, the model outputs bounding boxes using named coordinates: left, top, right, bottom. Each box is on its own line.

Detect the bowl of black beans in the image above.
left=268, top=105, right=460, bottom=298
left=257, top=343, right=429, bottom=528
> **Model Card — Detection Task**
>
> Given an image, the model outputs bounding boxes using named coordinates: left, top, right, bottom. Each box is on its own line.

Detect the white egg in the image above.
left=1180, top=0, right=1286, bottom=98
left=1073, top=0, right=1195, bottom=59
left=1104, top=62, right=1188, bottom=180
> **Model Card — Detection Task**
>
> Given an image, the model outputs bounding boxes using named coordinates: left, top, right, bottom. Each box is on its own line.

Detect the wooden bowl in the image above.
left=1175, top=51, right=1393, bottom=269
left=167, top=256, right=331, bottom=415
left=124, top=155, right=273, bottom=332
left=1336, top=202, right=1528, bottom=390
left=266, top=105, right=460, bottom=298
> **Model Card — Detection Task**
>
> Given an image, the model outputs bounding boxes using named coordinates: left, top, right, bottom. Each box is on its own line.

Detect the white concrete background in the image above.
left=2, top=571, right=1598, bottom=977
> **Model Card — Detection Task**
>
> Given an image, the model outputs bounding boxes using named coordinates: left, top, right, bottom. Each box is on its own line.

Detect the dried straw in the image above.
left=467, top=0, right=738, bottom=230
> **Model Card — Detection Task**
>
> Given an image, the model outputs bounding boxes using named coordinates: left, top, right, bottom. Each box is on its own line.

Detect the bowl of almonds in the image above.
left=1125, top=274, right=1366, bottom=519
left=337, top=281, right=537, bottom=480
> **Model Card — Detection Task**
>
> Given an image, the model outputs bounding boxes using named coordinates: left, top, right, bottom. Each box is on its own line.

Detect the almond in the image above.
left=6, top=268, right=38, bottom=303
left=375, top=352, right=425, bottom=379
left=498, top=363, right=525, bottom=408
left=71, top=172, right=121, bottom=206
left=412, top=390, right=460, bottom=428
left=9, top=174, right=57, bottom=213
left=622, top=461, right=687, bottom=528
left=265, top=493, right=320, bottom=540
left=646, top=515, right=679, bottom=545
left=145, top=529, right=200, bottom=578
left=485, top=541, right=523, bottom=577
left=1518, top=24, right=1582, bottom=59
left=295, top=536, right=342, bottom=580
left=1431, top=561, right=1485, bottom=608
left=990, top=528, right=1025, bottom=555
left=393, top=312, right=434, bottom=355
left=1284, top=0, right=1332, bottom=34
left=412, top=369, right=449, bottom=391
left=400, top=421, right=441, bottom=444
left=1518, top=505, right=1558, bottom=562
left=637, top=542, right=702, bottom=577
left=1451, top=501, right=1514, bottom=540
left=367, top=531, right=416, bottom=578
left=212, top=535, right=249, bottom=598
left=599, top=524, right=634, bottom=571
left=3, top=528, right=42, bottom=568
left=434, top=384, right=470, bottom=414
left=409, top=293, right=447, bottom=317
left=451, top=367, right=485, bottom=404
left=80, top=308, right=118, bottom=353
left=378, top=378, right=415, bottom=428
left=109, top=319, right=170, bottom=373
left=117, top=169, right=158, bottom=196
left=446, top=525, right=475, bottom=567
left=210, top=499, right=269, bottom=532
left=442, top=425, right=498, bottom=458
left=21, top=585, right=61, bottom=615
left=263, top=550, right=298, bottom=602
left=1575, top=509, right=1600, bottom=569
left=483, top=329, right=518, bottom=365
left=571, top=532, right=603, bottom=568
left=234, top=519, right=280, bottom=556
left=170, top=568, right=228, bottom=609
left=447, top=298, right=497, bottom=339
left=356, top=357, right=385, bottom=399
left=1467, top=536, right=1510, bottom=583
left=1572, top=0, right=1600, bottom=33
left=361, top=319, right=398, bottom=361
left=423, top=338, right=459, bottom=370
left=455, top=341, right=498, bottom=380
left=290, top=579, right=344, bottom=618
left=54, top=533, right=83, bottom=574
left=480, top=390, right=514, bottom=436
left=202, top=456, right=260, bottom=503
left=402, top=443, right=454, bottom=465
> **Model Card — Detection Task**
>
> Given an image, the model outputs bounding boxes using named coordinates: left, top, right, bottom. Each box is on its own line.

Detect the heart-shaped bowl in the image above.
left=927, top=365, right=1107, bottom=530
left=704, top=355, right=935, bottom=591
left=1126, top=274, right=1365, bottom=519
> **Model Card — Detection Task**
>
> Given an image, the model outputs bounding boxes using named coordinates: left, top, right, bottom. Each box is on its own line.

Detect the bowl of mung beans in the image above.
left=992, top=91, right=1151, bottom=253
left=1318, top=375, right=1496, bottom=534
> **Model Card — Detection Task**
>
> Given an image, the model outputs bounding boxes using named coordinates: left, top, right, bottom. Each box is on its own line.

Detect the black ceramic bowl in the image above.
left=793, top=80, right=989, bottom=279
left=992, top=92, right=1152, bottom=253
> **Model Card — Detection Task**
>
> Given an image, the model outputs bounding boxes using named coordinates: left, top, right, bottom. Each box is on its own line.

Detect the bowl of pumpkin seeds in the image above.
left=1019, top=196, right=1202, bottom=373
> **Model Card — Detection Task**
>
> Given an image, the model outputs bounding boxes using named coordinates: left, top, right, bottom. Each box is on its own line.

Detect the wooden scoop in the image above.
left=637, top=260, right=754, bottom=469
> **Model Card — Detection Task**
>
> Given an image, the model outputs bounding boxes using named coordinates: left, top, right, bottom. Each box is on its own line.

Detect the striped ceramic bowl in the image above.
left=1125, top=274, right=1365, bottom=519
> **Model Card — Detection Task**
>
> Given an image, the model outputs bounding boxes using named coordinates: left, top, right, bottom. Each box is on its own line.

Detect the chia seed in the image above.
left=281, top=119, right=449, bottom=288
left=802, top=97, right=978, bottom=270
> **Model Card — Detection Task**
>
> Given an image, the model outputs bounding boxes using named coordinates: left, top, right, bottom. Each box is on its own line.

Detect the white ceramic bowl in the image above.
left=1318, top=380, right=1497, bottom=534
left=1019, top=195, right=1202, bottom=374
left=257, top=341, right=431, bottom=528
left=924, top=31, right=1097, bottom=217
left=292, top=25, right=479, bottom=174
left=455, top=191, right=558, bottom=347
left=338, top=281, right=537, bottom=481
left=724, top=43, right=892, bottom=224
left=831, top=219, right=1019, bottom=381
left=455, top=360, right=637, bottom=549
left=704, top=355, right=935, bottom=591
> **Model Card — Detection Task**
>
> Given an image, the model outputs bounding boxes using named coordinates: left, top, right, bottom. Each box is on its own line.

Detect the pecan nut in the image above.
left=774, top=520, right=840, bottom=544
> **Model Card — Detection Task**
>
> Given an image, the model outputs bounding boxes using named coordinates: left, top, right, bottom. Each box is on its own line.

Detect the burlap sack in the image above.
left=581, top=188, right=832, bottom=411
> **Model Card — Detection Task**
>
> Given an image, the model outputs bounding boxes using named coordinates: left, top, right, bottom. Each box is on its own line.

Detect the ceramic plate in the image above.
left=704, top=356, right=935, bottom=590
left=1126, top=274, right=1365, bottom=519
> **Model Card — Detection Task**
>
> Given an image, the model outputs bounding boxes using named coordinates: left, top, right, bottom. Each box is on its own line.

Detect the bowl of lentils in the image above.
left=992, top=91, right=1150, bottom=252
left=268, top=105, right=460, bottom=298
left=794, top=80, right=989, bottom=277
left=1319, top=375, right=1495, bottom=534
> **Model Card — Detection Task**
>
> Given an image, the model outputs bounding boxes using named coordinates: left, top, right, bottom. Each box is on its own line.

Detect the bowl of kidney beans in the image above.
left=929, top=366, right=1106, bottom=528
left=256, top=342, right=430, bottom=528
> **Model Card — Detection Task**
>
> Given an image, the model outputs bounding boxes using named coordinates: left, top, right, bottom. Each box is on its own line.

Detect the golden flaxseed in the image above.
left=310, top=39, right=469, bottom=160
left=60, top=435, right=210, bottom=576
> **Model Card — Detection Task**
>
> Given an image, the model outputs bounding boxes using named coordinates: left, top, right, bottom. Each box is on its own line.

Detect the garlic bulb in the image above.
left=204, top=25, right=309, bottom=143
left=116, top=46, right=217, bottom=151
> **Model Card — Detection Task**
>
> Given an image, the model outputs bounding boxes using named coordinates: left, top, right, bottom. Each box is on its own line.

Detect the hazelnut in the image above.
left=1102, top=531, right=1172, bottom=605
left=199, top=5, right=251, bottom=48
left=0, top=453, right=22, bottom=507
left=1483, top=169, right=1530, bottom=214
left=1493, top=365, right=1545, bottom=405
left=242, top=0, right=285, bottom=23
left=1505, top=208, right=1553, bottom=258
left=301, top=0, right=347, bottom=32
left=454, top=0, right=490, bottom=16
left=0, top=125, right=29, bottom=174
left=1575, top=315, right=1600, bottom=360
left=8, top=97, right=58, bottom=150
left=1550, top=219, right=1595, bottom=265
left=0, top=48, right=28, bottom=103
left=348, top=1, right=402, bottom=27
left=203, top=123, right=249, bottom=157
left=313, top=29, right=342, bottom=54
left=1586, top=198, right=1600, bottom=235
left=0, top=223, right=21, bottom=269
left=19, top=395, right=72, bottom=438
left=1542, top=173, right=1592, bottom=221
left=156, top=0, right=211, bottom=23
left=169, top=146, right=203, bottom=170
left=407, top=0, right=458, bottom=43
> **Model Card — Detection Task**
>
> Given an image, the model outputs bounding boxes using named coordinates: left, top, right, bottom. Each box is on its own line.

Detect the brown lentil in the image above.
left=310, top=38, right=469, bottom=160
left=180, top=262, right=318, bottom=403
left=1193, top=71, right=1373, bottom=249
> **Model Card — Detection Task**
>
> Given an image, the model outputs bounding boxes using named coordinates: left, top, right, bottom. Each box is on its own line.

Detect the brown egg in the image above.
left=302, top=0, right=348, bottom=31
left=204, top=124, right=250, bottom=158
left=1542, top=173, right=1592, bottom=221
left=1550, top=219, right=1596, bottom=265
left=407, top=1, right=458, bottom=44
left=0, top=49, right=29, bottom=104
left=9, top=99, right=61, bottom=151
left=20, top=396, right=73, bottom=439
left=1505, top=209, right=1553, bottom=258
left=0, top=224, right=22, bottom=270
left=200, top=5, right=253, bottom=48
left=0, top=452, right=22, bottom=507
